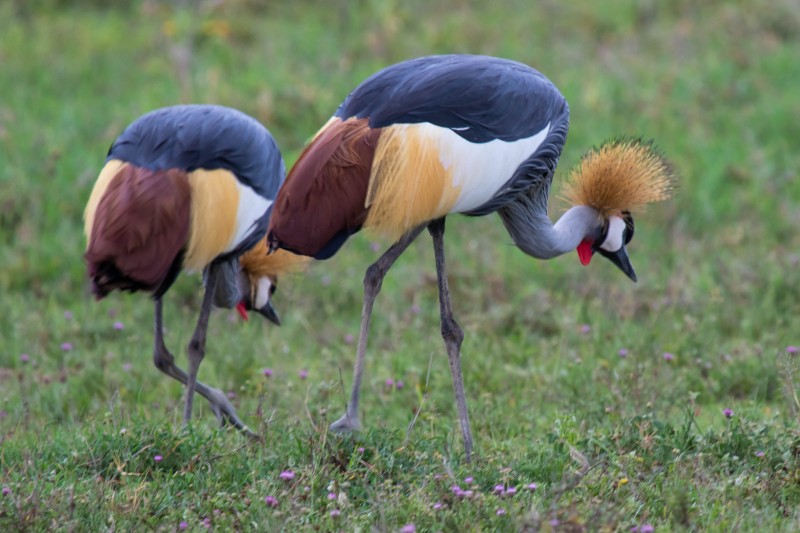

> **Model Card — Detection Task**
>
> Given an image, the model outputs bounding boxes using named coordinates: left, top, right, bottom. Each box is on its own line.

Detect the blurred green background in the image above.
left=1, top=0, right=800, bottom=530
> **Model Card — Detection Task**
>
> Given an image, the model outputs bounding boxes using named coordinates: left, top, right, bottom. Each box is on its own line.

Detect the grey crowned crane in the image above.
left=84, top=104, right=304, bottom=436
left=267, top=55, right=675, bottom=460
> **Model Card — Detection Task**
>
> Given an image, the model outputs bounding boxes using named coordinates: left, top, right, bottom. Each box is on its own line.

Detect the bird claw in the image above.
left=329, top=413, right=362, bottom=433
left=204, top=386, right=260, bottom=439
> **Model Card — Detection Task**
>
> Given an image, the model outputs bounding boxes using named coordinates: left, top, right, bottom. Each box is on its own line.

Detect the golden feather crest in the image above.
left=239, top=238, right=310, bottom=279
left=560, top=139, right=676, bottom=217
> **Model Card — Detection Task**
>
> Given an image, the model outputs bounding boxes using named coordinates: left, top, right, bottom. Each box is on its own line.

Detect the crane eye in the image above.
left=622, top=211, right=635, bottom=245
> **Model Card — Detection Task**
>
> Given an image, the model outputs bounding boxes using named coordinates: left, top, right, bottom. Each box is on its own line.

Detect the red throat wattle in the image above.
left=577, top=239, right=593, bottom=266
left=235, top=301, right=249, bottom=321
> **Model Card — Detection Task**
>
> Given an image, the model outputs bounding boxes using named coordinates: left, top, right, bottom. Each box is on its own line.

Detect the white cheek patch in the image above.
left=600, top=216, right=626, bottom=252
left=254, top=277, right=273, bottom=310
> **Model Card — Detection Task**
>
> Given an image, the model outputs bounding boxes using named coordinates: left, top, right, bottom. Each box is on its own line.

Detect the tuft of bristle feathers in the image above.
left=239, top=237, right=310, bottom=278
left=560, top=138, right=676, bottom=217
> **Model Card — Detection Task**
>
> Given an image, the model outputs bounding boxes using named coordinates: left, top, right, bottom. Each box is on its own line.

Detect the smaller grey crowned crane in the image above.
left=84, top=104, right=304, bottom=435
left=267, top=55, right=675, bottom=461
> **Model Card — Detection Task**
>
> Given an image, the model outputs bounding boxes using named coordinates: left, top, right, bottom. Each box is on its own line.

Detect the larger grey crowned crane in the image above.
left=84, top=104, right=304, bottom=436
left=267, top=54, right=675, bottom=460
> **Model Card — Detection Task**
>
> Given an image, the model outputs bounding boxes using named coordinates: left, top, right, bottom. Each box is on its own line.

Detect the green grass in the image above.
left=2, top=0, right=800, bottom=530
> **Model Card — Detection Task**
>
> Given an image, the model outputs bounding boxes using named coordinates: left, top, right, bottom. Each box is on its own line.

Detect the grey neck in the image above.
left=499, top=203, right=600, bottom=260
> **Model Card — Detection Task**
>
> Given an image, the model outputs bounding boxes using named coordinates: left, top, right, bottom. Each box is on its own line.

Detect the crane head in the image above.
left=235, top=270, right=281, bottom=325
left=576, top=211, right=637, bottom=282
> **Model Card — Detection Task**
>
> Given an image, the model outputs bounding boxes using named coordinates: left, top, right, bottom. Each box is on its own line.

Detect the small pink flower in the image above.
left=264, top=495, right=278, bottom=507
left=61, top=342, right=73, bottom=352
left=493, top=484, right=505, bottom=494
left=20, top=353, right=30, bottom=363
left=462, top=490, right=474, bottom=498
left=279, top=470, right=295, bottom=480
left=756, top=450, right=765, bottom=457
left=400, top=524, right=416, bottom=533
left=122, top=362, right=132, bottom=372
left=2, top=486, right=10, bottom=496
left=201, top=517, right=211, bottom=529
left=723, top=408, right=733, bottom=418
left=330, top=509, right=341, bottom=518
left=298, top=369, right=308, bottom=380
left=433, top=474, right=443, bottom=481
left=226, top=391, right=236, bottom=400
left=385, top=378, right=394, bottom=387
left=787, top=346, right=799, bottom=354
left=327, top=492, right=337, bottom=500
left=179, top=521, right=188, bottom=530
left=580, top=324, right=591, bottom=334
left=618, top=348, right=628, bottom=358
left=113, top=321, right=125, bottom=331
left=344, top=333, right=355, bottom=344
left=496, top=508, right=506, bottom=516
left=464, top=476, right=474, bottom=484
left=549, top=518, right=560, bottom=527
left=154, top=455, right=163, bottom=462
left=396, top=380, right=405, bottom=390
left=357, top=447, right=365, bottom=453
left=506, top=486, right=517, bottom=496
left=527, top=483, right=538, bottom=491
left=640, top=525, right=654, bottom=533
left=263, top=368, right=273, bottom=377
left=663, top=352, right=674, bottom=362
left=63, top=311, right=73, bottom=320
left=433, top=502, right=443, bottom=510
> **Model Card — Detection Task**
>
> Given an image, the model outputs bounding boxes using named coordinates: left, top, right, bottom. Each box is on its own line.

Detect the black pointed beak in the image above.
left=597, top=244, right=638, bottom=282
left=257, top=301, right=282, bottom=326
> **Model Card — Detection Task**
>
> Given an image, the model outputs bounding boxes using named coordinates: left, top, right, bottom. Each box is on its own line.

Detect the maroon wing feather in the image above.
left=268, top=118, right=380, bottom=258
left=85, top=164, right=191, bottom=298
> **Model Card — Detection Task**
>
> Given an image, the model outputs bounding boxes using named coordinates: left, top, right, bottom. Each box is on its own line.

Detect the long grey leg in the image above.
left=428, top=217, right=473, bottom=462
left=329, top=225, right=427, bottom=433
left=183, top=265, right=218, bottom=426
left=152, top=298, right=256, bottom=437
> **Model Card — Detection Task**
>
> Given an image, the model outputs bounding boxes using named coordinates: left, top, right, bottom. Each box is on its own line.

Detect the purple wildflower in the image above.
left=264, top=495, right=278, bottom=507
left=663, top=352, right=674, bottom=362
left=756, top=450, right=765, bottom=457
left=396, top=380, right=405, bottom=390
left=464, top=476, right=474, bottom=484
left=433, top=474, right=443, bottom=481
left=279, top=470, right=295, bottom=480
left=549, top=518, right=560, bottom=527
left=527, top=483, right=538, bottom=491
left=462, top=490, right=474, bottom=498
left=385, top=378, right=394, bottom=387
left=433, top=502, right=443, bottom=510
left=113, top=321, right=124, bottom=331
left=330, top=509, right=341, bottom=518
left=400, top=524, right=416, bottom=533
left=2, top=486, right=10, bottom=496
left=496, top=508, right=506, bottom=516
left=263, top=368, right=273, bottom=377
left=154, top=455, right=163, bottom=462
left=213, top=509, right=221, bottom=516
left=357, top=447, right=365, bottom=453
left=226, top=391, right=236, bottom=400
left=723, top=408, right=733, bottom=418
left=201, top=517, right=211, bottom=529
left=122, top=362, right=132, bottom=372
left=506, top=486, right=517, bottom=496
left=580, top=324, right=591, bottom=334
left=327, top=492, right=337, bottom=500
left=630, top=527, right=639, bottom=533
left=179, top=521, right=188, bottom=530
left=641, top=525, right=654, bottom=533
left=298, top=369, right=308, bottom=380
left=64, top=310, right=73, bottom=320
left=20, top=353, right=30, bottom=363
left=787, top=346, right=799, bottom=354
left=344, top=333, right=355, bottom=344
left=618, top=348, right=628, bottom=358
left=493, top=484, right=505, bottom=494
left=61, top=342, right=73, bottom=352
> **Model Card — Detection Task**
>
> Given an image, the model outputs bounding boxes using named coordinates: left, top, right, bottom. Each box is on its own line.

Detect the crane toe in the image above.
left=329, top=413, right=362, bottom=433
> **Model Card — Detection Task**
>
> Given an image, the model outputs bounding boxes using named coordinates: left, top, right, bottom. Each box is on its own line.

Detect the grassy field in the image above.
left=2, top=0, right=800, bottom=530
